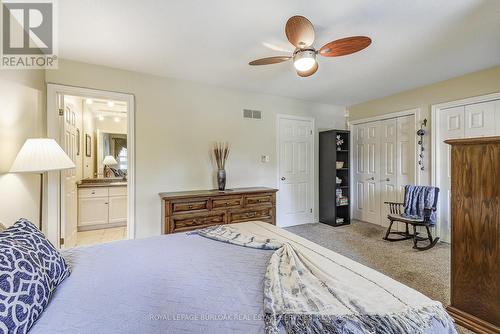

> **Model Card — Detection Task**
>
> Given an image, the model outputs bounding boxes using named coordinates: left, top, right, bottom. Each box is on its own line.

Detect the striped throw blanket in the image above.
left=196, top=222, right=455, bottom=334
left=403, top=185, right=437, bottom=225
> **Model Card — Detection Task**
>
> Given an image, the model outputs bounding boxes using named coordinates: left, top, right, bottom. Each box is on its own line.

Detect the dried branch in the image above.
left=213, top=142, right=230, bottom=170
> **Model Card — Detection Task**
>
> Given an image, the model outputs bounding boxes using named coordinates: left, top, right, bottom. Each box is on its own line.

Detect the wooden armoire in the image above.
left=445, top=136, right=500, bottom=334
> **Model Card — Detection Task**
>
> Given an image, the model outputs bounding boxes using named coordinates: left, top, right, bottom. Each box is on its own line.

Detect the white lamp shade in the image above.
left=10, top=138, right=75, bottom=173
left=103, top=155, right=118, bottom=166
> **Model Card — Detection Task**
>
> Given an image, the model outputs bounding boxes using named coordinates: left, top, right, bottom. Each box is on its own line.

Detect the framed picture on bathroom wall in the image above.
left=85, top=134, right=92, bottom=157
left=76, top=129, right=80, bottom=156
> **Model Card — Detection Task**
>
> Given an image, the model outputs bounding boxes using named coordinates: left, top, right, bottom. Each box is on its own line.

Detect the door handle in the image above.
left=281, top=177, right=286, bottom=181
left=367, top=177, right=374, bottom=181
left=385, top=178, right=390, bottom=182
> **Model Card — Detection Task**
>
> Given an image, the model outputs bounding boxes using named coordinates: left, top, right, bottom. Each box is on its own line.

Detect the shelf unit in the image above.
left=319, top=130, right=351, bottom=227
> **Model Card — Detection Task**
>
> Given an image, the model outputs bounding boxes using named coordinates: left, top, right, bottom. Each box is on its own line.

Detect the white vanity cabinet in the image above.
left=78, top=185, right=127, bottom=230
left=108, top=187, right=128, bottom=224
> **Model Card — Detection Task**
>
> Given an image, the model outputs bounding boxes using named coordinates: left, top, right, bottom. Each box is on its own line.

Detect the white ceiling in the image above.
left=58, top=0, right=500, bottom=106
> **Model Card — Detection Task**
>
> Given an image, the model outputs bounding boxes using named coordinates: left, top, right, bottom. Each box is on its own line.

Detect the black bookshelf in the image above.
left=319, top=130, right=351, bottom=227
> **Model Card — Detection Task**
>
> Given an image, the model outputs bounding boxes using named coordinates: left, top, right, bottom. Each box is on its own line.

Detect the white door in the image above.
left=396, top=115, right=416, bottom=198
left=464, top=101, right=496, bottom=137
left=61, top=96, right=80, bottom=248
left=438, top=106, right=465, bottom=243
left=437, top=100, right=499, bottom=243
left=353, top=122, right=380, bottom=225
left=379, top=119, right=398, bottom=228
left=353, top=115, right=416, bottom=228
left=277, top=116, right=313, bottom=227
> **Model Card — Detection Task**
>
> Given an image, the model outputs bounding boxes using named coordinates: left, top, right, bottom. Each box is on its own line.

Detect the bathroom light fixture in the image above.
left=85, top=98, right=93, bottom=105
left=107, top=101, right=115, bottom=108
left=293, top=50, right=316, bottom=72
left=114, top=117, right=120, bottom=122
left=98, top=115, right=105, bottom=121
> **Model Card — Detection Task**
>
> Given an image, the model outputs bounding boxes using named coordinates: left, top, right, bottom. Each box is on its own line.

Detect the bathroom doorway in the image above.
left=46, top=85, right=135, bottom=248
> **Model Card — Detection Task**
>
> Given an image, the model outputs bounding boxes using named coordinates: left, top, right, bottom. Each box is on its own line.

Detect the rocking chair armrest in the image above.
left=384, top=201, right=404, bottom=206
left=384, top=202, right=405, bottom=214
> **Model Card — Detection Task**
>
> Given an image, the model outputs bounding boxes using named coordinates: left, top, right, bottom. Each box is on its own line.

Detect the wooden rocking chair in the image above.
left=383, top=186, right=440, bottom=251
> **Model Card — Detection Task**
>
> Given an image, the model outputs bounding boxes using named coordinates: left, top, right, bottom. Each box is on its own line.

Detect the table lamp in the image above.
left=10, top=138, right=75, bottom=230
left=103, top=155, right=118, bottom=178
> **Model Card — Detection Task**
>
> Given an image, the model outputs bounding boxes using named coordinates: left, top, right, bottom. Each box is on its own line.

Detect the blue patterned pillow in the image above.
left=0, top=219, right=71, bottom=333
left=0, top=237, right=52, bottom=333
left=1, top=219, right=70, bottom=288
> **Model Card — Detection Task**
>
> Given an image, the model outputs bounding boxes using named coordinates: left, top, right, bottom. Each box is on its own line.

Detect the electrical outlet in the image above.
left=261, top=155, right=270, bottom=163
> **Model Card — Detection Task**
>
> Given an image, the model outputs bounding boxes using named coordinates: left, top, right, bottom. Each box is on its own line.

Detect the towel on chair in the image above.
left=403, top=185, right=437, bottom=225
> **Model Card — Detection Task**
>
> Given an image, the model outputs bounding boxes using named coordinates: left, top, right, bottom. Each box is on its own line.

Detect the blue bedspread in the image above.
left=29, top=231, right=455, bottom=333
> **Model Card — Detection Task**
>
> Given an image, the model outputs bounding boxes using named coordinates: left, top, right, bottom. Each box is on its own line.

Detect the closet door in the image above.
left=439, top=106, right=465, bottom=243
left=353, top=125, right=366, bottom=221
left=353, top=122, right=381, bottom=225
left=464, top=101, right=496, bottom=137
left=379, top=119, right=398, bottom=228
left=396, top=115, right=416, bottom=196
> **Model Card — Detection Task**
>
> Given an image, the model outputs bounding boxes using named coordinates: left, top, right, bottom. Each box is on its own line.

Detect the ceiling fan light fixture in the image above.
left=293, top=50, right=316, bottom=72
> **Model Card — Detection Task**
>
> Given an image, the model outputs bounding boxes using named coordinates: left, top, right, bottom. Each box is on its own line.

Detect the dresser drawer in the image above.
left=169, top=212, right=226, bottom=233
left=212, top=196, right=242, bottom=210
left=79, top=187, right=108, bottom=198
left=171, top=199, right=209, bottom=213
left=230, top=207, right=273, bottom=223
left=244, top=194, right=273, bottom=207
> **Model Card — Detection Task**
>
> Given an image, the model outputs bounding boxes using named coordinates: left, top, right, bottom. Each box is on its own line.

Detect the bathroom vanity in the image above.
left=77, top=178, right=127, bottom=231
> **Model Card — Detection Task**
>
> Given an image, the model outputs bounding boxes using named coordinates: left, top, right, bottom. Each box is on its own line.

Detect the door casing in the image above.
left=46, top=84, right=135, bottom=248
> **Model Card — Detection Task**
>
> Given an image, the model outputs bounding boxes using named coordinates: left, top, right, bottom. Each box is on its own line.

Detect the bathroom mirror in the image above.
left=97, top=132, right=128, bottom=177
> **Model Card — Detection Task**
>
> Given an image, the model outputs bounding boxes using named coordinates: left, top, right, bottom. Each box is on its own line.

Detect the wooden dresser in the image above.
left=445, top=136, right=499, bottom=334
left=160, top=187, right=277, bottom=234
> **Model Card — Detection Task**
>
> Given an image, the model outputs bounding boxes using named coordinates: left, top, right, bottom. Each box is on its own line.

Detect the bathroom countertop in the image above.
left=77, top=182, right=127, bottom=188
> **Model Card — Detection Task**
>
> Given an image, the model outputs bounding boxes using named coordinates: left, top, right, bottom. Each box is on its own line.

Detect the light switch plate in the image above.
left=261, top=155, right=270, bottom=163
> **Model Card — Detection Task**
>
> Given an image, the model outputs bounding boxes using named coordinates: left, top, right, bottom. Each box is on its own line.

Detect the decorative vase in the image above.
left=217, top=169, right=226, bottom=191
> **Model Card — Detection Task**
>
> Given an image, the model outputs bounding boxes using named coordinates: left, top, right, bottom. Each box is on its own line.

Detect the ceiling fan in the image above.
left=249, top=15, right=372, bottom=77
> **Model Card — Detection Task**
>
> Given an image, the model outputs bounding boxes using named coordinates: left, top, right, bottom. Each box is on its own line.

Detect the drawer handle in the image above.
left=188, top=205, right=193, bottom=209
left=91, top=191, right=95, bottom=194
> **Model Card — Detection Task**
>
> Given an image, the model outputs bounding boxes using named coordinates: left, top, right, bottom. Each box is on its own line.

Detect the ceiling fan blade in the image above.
left=285, top=15, right=315, bottom=49
left=297, top=62, right=318, bottom=77
left=319, top=36, right=372, bottom=57
left=249, top=56, right=291, bottom=65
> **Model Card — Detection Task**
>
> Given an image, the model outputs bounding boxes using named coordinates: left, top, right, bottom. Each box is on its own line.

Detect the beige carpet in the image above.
left=285, top=220, right=475, bottom=334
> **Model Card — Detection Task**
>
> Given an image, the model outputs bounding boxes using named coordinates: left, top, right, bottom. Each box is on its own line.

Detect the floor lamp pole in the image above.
left=39, top=173, right=43, bottom=231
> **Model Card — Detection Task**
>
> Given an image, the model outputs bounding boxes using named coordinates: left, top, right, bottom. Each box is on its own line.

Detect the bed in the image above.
left=23, top=221, right=457, bottom=334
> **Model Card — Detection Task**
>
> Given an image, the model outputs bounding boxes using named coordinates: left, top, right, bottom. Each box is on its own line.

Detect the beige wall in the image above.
left=348, top=65, right=500, bottom=184
left=0, top=70, right=46, bottom=227
left=46, top=59, right=346, bottom=238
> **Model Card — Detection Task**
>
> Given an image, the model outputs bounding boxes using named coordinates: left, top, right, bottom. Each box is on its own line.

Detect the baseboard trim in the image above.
left=447, top=306, right=500, bottom=334
left=78, top=222, right=126, bottom=232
